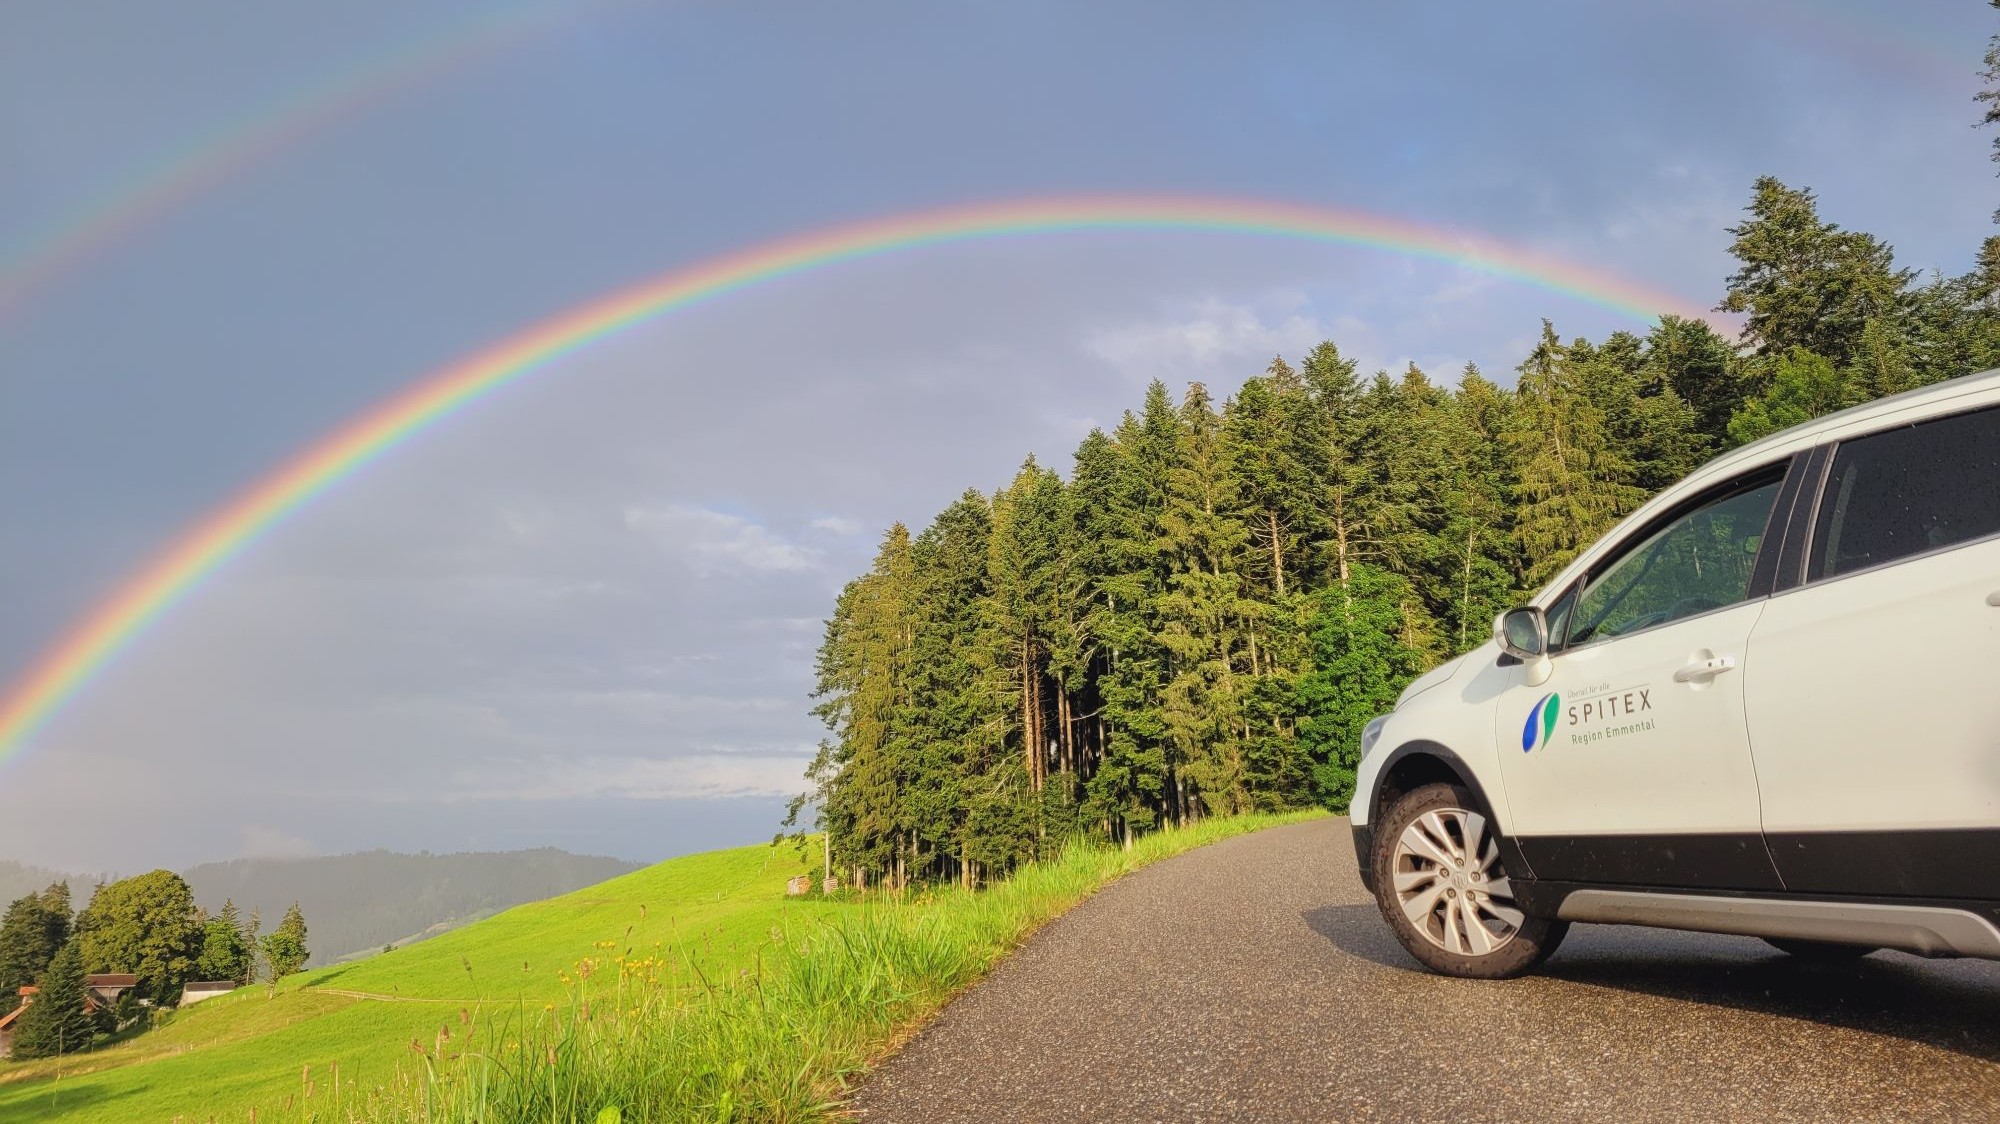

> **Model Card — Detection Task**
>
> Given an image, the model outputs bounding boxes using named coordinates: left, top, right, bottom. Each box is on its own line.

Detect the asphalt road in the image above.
left=852, top=817, right=2000, bottom=1123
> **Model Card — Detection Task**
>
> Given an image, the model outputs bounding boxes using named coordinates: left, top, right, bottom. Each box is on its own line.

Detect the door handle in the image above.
left=1986, top=590, right=2000, bottom=607
left=1673, top=655, right=1737, bottom=683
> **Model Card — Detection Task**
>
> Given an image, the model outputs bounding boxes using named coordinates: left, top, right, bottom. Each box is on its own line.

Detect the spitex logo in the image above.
left=1521, top=692, right=1561, bottom=752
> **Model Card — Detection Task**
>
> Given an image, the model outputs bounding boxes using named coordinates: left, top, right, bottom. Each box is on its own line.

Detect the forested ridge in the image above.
left=793, top=38, right=2000, bottom=889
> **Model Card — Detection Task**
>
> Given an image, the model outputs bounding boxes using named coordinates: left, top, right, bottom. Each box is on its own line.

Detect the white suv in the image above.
left=1353, top=369, right=2000, bottom=978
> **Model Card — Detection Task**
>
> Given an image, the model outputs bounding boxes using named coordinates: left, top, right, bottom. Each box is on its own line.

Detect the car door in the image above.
left=1495, top=465, right=1788, bottom=890
left=1746, top=404, right=2000, bottom=899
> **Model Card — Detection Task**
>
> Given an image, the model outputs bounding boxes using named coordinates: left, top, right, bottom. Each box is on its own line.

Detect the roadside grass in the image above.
left=0, top=811, right=1319, bottom=1122
left=307, top=810, right=1322, bottom=1124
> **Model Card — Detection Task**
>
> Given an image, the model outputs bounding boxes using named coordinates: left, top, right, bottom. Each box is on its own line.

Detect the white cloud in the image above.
left=445, top=753, right=812, bottom=802
left=807, top=515, right=862, bottom=536
left=622, top=503, right=822, bottom=577
left=1085, top=292, right=1333, bottom=375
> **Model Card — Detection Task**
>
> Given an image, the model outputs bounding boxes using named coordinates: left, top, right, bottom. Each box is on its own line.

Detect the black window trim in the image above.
left=1548, top=457, right=1796, bottom=656
left=1785, top=402, right=2000, bottom=592
left=1766, top=442, right=1832, bottom=596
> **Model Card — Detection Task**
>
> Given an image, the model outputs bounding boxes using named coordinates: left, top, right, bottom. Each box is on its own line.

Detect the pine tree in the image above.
left=262, top=903, right=309, bottom=979
left=1727, top=348, right=1854, bottom=444
left=194, top=915, right=252, bottom=985
left=1296, top=566, right=1423, bottom=812
left=1508, top=323, right=1644, bottom=584
left=1979, top=0, right=2000, bottom=217
left=1719, top=176, right=1912, bottom=366
left=1086, top=385, right=1183, bottom=843
left=1223, top=358, right=1329, bottom=599
left=1643, top=316, right=1744, bottom=450
left=1435, top=365, right=1521, bottom=651
left=904, top=491, right=1006, bottom=884
left=0, top=883, right=69, bottom=1016
left=796, top=523, right=917, bottom=886
left=1156, top=383, right=1253, bottom=817
left=10, top=939, right=95, bottom=1058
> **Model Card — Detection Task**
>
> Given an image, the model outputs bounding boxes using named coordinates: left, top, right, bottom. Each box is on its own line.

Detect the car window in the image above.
left=1808, top=405, right=2000, bottom=581
left=1562, top=474, right=1783, bottom=649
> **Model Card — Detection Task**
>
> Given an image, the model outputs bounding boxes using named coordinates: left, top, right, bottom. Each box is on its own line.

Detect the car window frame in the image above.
left=1549, top=460, right=1792, bottom=655
left=1795, top=402, right=2000, bottom=589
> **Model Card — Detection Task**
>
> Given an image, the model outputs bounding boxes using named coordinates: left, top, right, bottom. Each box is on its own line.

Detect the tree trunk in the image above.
left=1459, top=523, right=1477, bottom=649
left=1333, top=487, right=1354, bottom=620
left=1021, top=632, right=1037, bottom=790
left=1267, top=510, right=1286, bottom=596
left=1057, top=688, right=1073, bottom=776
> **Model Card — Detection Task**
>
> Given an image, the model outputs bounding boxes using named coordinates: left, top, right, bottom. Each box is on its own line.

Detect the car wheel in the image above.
left=1763, top=937, right=1877, bottom=961
left=1370, top=781, right=1567, bottom=979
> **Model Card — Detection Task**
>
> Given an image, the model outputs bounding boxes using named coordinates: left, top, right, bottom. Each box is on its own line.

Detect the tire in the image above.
left=1763, top=937, right=1877, bottom=961
left=1369, top=781, right=1567, bottom=979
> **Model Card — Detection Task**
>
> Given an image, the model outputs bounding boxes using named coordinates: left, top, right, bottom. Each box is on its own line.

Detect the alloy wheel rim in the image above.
left=1391, top=807, right=1526, bottom=956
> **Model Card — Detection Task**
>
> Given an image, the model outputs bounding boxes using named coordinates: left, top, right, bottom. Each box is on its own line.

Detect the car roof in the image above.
left=1691, top=366, right=2000, bottom=486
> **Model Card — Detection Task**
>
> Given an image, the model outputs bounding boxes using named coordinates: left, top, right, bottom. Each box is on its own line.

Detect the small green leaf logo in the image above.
left=1522, top=692, right=1561, bottom=752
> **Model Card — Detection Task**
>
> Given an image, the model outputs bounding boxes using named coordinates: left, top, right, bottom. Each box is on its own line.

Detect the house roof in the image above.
left=84, top=974, right=136, bottom=987
left=0, top=1005, right=22, bottom=1033
left=182, top=981, right=236, bottom=991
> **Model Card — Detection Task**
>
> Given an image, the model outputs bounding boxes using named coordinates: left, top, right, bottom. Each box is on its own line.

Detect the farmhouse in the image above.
left=179, top=980, right=237, bottom=1006
left=0, top=974, right=139, bottom=1057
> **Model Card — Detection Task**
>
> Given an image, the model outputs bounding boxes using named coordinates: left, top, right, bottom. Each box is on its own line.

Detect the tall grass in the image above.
left=283, top=812, right=1318, bottom=1123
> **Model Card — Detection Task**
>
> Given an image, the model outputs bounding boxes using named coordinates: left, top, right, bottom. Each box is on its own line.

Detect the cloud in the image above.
left=1085, top=292, right=1334, bottom=376
left=807, top=515, right=863, bottom=536
left=621, top=504, right=823, bottom=577
left=443, top=752, right=813, bottom=802
left=240, top=826, right=318, bottom=860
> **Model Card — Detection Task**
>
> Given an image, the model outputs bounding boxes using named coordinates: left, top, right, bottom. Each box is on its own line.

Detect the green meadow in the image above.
left=0, top=812, right=1316, bottom=1122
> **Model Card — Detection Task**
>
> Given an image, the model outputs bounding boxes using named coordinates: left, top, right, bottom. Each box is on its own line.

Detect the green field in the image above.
left=0, top=838, right=828, bottom=1122
left=0, top=813, right=1316, bottom=1122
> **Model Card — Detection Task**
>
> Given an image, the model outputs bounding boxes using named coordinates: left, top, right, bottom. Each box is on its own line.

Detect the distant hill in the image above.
left=182, top=848, right=643, bottom=964
left=0, top=859, right=100, bottom=906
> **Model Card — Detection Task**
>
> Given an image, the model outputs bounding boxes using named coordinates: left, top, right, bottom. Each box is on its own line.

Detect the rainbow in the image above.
left=0, top=0, right=598, bottom=314
left=0, top=2, right=1970, bottom=315
left=0, top=194, right=1713, bottom=758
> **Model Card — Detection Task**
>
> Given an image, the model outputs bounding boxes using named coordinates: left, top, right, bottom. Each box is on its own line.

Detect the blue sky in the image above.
left=1, top=0, right=1993, bottom=871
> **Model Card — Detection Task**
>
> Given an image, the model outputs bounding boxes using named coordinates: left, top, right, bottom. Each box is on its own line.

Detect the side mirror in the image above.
left=1495, top=607, right=1556, bottom=686
left=1495, top=606, right=1547, bottom=660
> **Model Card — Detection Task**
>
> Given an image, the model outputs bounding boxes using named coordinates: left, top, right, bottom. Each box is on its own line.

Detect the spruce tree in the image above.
left=1156, top=383, right=1253, bottom=817
left=1644, top=316, right=1744, bottom=450
left=10, top=939, right=94, bottom=1059
left=1508, top=323, right=1644, bottom=584
left=1435, top=365, right=1521, bottom=651
left=1727, top=348, right=1853, bottom=444
left=1296, top=566, right=1423, bottom=812
left=0, top=883, right=69, bottom=1016
left=798, top=523, right=916, bottom=883
left=262, top=904, right=309, bottom=979
left=1719, top=176, right=1911, bottom=367
left=905, top=491, right=1005, bottom=883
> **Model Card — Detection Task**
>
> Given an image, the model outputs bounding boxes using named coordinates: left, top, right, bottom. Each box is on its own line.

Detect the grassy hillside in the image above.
left=0, top=838, right=825, bottom=1122
left=184, top=847, right=645, bottom=964
left=0, top=813, right=1318, bottom=1122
